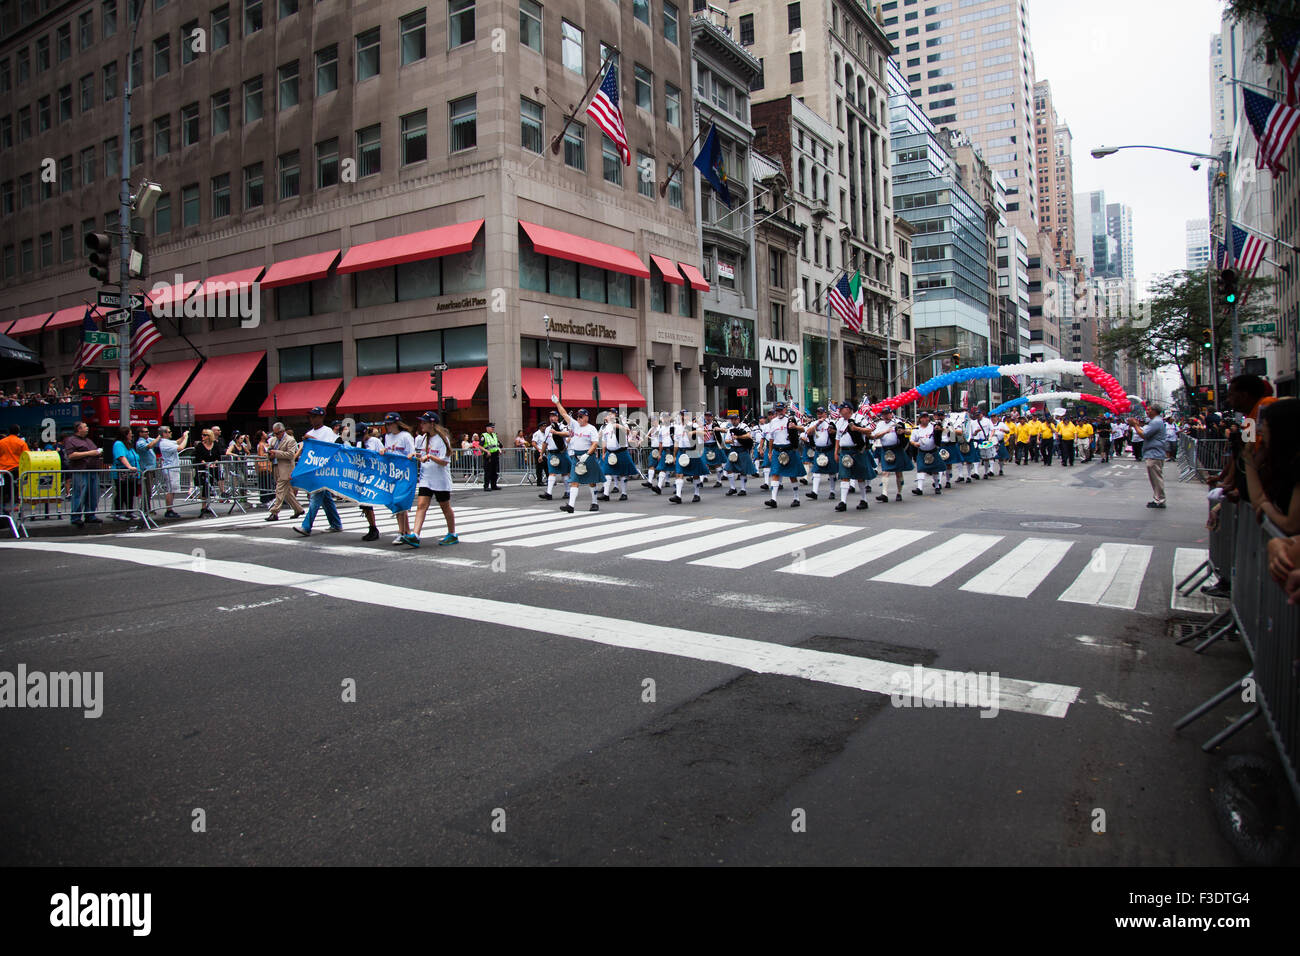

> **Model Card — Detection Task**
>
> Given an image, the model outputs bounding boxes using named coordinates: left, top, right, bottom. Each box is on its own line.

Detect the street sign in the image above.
left=103, top=308, right=132, bottom=328
left=93, top=348, right=120, bottom=363
left=1241, top=322, right=1276, bottom=335
left=431, top=362, right=449, bottom=371
left=84, top=331, right=119, bottom=345
left=96, top=290, right=146, bottom=310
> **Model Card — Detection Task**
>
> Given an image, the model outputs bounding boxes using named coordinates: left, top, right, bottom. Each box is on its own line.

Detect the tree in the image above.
left=1224, top=2, right=1300, bottom=55
left=1098, top=268, right=1278, bottom=396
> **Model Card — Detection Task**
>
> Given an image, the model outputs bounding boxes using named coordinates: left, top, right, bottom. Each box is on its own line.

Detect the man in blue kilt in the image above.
left=597, top=410, right=638, bottom=501
left=763, top=402, right=806, bottom=509
left=833, top=402, right=876, bottom=511
left=538, top=408, right=570, bottom=500
left=669, top=411, right=709, bottom=503
left=723, top=412, right=757, bottom=496
left=871, top=408, right=914, bottom=502
left=802, top=407, right=837, bottom=500
left=910, top=411, right=945, bottom=495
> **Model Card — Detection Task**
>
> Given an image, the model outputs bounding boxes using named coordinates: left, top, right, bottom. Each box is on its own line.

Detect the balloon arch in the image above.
left=867, top=360, right=1133, bottom=417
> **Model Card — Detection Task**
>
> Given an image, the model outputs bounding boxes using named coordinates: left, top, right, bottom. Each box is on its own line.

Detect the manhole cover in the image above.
left=1020, top=520, right=1082, bottom=529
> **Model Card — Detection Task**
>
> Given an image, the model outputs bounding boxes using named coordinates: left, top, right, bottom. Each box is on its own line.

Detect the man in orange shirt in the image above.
left=0, top=425, right=30, bottom=512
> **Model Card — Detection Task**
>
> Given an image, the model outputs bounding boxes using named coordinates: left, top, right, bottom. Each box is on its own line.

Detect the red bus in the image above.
left=81, top=391, right=162, bottom=429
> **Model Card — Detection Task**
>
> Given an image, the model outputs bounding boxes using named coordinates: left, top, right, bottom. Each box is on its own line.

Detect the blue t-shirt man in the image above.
left=1141, top=415, right=1167, bottom=460
left=135, top=433, right=158, bottom=470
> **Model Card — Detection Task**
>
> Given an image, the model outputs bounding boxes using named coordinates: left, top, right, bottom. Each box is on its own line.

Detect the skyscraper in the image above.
left=1034, top=80, right=1075, bottom=272
left=1186, top=219, right=1210, bottom=270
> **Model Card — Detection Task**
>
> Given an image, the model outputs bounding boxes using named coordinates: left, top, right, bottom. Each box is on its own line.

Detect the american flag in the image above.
left=1230, top=224, right=1268, bottom=278
left=828, top=273, right=861, bottom=331
left=1243, top=87, right=1300, bottom=176
left=1268, top=16, right=1300, bottom=106
left=586, top=61, right=630, bottom=166
left=1214, top=240, right=1229, bottom=269
left=128, top=309, right=162, bottom=366
left=72, top=308, right=105, bottom=368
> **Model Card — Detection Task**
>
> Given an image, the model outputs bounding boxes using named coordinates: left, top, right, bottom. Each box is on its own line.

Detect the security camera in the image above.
left=1190, top=158, right=1202, bottom=172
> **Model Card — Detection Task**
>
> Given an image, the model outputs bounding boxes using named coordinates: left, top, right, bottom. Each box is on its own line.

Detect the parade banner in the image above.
left=290, top=439, right=418, bottom=513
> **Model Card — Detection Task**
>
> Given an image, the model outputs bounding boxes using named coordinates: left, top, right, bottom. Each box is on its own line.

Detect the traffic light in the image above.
left=430, top=370, right=437, bottom=392
left=1218, top=268, right=1238, bottom=306
left=1202, top=327, right=1213, bottom=350
left=952, top=352, right=962, bottom=367
left=85, top=231, right=112, bottom=284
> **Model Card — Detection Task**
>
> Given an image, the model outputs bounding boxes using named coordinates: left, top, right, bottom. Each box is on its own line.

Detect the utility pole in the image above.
left=1221, top=146, right=1241, bottom=377
left=116, top=3, right=144, bottom=419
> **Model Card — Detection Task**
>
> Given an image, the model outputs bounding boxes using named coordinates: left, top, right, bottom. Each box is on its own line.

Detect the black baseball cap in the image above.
left=576, top=408, right=589, bottom=417
left=383, top=411, right=401, bottom=423
left=309, top=406, right=325, bottom=416
left=419, top=411, right=440, bottom=423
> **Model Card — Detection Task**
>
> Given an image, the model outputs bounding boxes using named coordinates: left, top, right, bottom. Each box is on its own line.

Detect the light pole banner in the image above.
left=290, top=439, right=418, bottom=513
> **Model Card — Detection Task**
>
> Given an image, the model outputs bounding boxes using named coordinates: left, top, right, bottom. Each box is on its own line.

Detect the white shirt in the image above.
left=971, top=417, right=993, bottom=441
left=834, top=417, right=860, bottom=448
left=657, top=424, right=674, bottom=447
left=600, top=422, right=625, bottom=450
left=872, top=419, right=900, bottom=446
left=364, top=436, right=384, bottom=454
left=674, top=420, right=697, bottom=449
left=567, top=422, right=599, bottom=453
left=912, top=423, right=938, bottom=451
left=810, top=419, right=833, bottom=446
left=531, top=428, right=546, bottom=452
left=305, top=425, right=336, bottom=444
left=157, top=438, right=180, bottom=469
left=384, top=430, right=416, bottom=458
left=544, top=423, right=568, bottom=451
left=415, top=433, right=452, bottom=491
left=768, top=415, right=793, bottom=445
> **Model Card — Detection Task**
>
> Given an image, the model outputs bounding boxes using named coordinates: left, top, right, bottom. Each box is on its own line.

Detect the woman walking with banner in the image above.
left=382, top=412, right=417, bottom=545
left=408, top=411, right=457, bottom=547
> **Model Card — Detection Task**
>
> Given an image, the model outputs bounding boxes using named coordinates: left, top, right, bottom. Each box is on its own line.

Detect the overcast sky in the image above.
left=1027, top=0, right=1228, bottom=294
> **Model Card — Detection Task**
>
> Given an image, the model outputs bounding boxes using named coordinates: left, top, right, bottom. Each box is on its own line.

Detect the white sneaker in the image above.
left=391, top=535, right=406, bottom=545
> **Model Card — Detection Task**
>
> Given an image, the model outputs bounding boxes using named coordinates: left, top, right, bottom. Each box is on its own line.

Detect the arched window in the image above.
left=822, top=173, right=829, bottom=202
left=834, top=53, right=841, bottom=85
left=798, top=158, right=806, bottom=196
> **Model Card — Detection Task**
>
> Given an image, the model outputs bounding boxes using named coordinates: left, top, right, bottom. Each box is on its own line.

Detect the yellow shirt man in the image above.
left=1060, top=422, right=1078, bottom=441
left=1016, top=422, right=1033, bottom=443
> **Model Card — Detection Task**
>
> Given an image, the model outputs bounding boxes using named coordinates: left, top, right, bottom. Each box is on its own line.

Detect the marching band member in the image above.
left=670, top=410, right=709, bottom=503
left=642, top=412, right=664, bottom=492
left=555, top=402, right=602, bottom=512
left=833, top=402, right=875, bottom=511
left=910, top=411, right=945, bottom=495
left=597, top=410, right=637, bottom=502
left=538, top=409, right=570, bottom=500
left=723, top=412, right=756, bottom=495
left=701, top=412, right=725, bottom=487
left=939, top=410, right=961, bottom=488
left=803, top=407, right=837, bottom=500
left=993, top=413, right=1011, bottom=476
left=763, top=402, right=806, bottom=508
left=758, top=410, right=775, bottom=490
left=871, top=408, right=913, bottom=502
left=971, top=408, right=996, bottom=479
left=408, top=411, right=457, bottom=547
left=653, top=414, right=675, bottom=495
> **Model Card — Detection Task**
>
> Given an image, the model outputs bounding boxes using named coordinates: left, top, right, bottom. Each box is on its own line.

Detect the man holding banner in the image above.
left=293, top=408, right=344, bottom=535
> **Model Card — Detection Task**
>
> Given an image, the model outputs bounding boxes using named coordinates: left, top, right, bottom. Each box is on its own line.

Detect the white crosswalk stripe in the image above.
left=1058, top=542, right=1153, bottom=610
left=463, top=511, right=638, bottom=543
left=627, top=522, right=791, bottom=562
left=558, top=517, right=741, bottom=554
left=960, top=538, right=1074, bottom=598
left=496, top=514, right=682, bottom=548
left=1170, top=548, right=1228, bottom=614
left=691, top=525, right=856, bottom=570
left=777, top=529, right=931, bottom=578
left=870, top=533, right=1004, bottom=586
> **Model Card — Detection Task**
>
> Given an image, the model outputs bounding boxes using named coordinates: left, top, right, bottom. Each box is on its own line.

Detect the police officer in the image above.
left=481, top=422, right=502, bottom=490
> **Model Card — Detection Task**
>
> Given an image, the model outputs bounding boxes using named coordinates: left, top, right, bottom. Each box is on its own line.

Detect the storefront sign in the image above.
left=716, top=261, right=735, bottom=281
left=704, top=357, right=759, bottom=389
left=758, top=338, right=802, bottom=413
left=435, top=295, right=488, bottom=312
left=545, top=319, right=618, bottom=340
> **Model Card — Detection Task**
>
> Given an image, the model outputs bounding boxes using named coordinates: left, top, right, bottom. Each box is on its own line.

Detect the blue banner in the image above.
left=290, top=438, right=418, bottom=513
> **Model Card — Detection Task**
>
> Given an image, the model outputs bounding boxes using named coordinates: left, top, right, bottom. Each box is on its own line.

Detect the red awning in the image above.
left=336, top=366, right=487, bottom=414
left=7, top=312, right=53, bottom=337
left=148, top=279, right=201, bottom=314
left=337, top=220, right=485, bottom=274
left=197, top=267, right=265, bottom=300
left=519, top=367, right=646, bottom=407
left=261, top=250, right=341, bottom=289
left=677, top=263, right=710, bottom=291
left=138, top=357, right=201, bottom=414
left=650, top=255, right=686, bottom=286
left=46, top=305, right=100, bottom=330
left=519, top=221, right=650, bottom=278
left=258, top=378, right=344, bottom=417
left=174, top=351, right=266, bottom=421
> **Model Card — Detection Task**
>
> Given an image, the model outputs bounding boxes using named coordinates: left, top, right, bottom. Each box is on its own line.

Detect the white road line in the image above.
left=0, top=540, right=1080, bottom=718
left=496, top=514, right=683, bottom=548
left=470, top=512, right=645, bottom=543
left=559, top=518, right=741, bottom=554
left=870, top=534, right=1004, bottom=586
left=454, top=510, right=578, bottom=532
left=178, top=532, right=488, bottom=566
left=1058, top=543, right=1154, bottom=610
left=627, top=522, right=792, bottom=562
left=463, top=511, right=641, bottom=542
left=691, top=525, right=857, bottom=570
left=959, top=538, right=1075, bottom=598
left=777, top=529, right=931, bottom=578
left=526, top=570, right=650, bottom=587
left=1171, top=548, right=1227, bottom=614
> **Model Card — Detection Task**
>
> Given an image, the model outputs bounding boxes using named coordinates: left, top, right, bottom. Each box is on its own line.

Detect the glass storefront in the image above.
left=802, top=334, right=830, bottom=410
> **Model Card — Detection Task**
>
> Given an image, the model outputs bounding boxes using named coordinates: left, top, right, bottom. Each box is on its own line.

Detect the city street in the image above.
left=0, top=455, right=1272, bottom=865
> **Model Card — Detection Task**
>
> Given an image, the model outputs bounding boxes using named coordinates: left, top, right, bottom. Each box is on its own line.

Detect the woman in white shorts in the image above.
left=408, top=410, right=457, bottom=547
left=382, top=412, right=417, bottom=545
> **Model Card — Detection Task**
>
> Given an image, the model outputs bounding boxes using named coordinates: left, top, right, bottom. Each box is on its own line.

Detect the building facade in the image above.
left=1185, top=218, right=1210, bottom=270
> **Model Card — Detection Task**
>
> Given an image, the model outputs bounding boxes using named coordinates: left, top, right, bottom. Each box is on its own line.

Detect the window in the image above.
left=401, top=110, right=427, bottom=164
left=104, top=137, right=118, bottom=177
left=130, top=47, right=144, bottom=89
left=520, top=0, right=542, bottom=52
left=58, top=85, right=72, bottom=123
left=450, top=0, right=475, bottom=48
left=637, top=150, right=654, bottom=198
left=602, top=135, right=623, bottom=185
left=182, top=21, right=200, bottom=64
left=0, top=182, right=11, bottom=215
left=563, top=121, right=584, bottom=170
left=182, top=184, right=200, bottom=227
left=790, top=52, right=803, bottom=83
left=244, top=76, right=264, bottom=122
left=633, top=0, right=649, bottom=24
left=20, top=239, right=33, bottom=273
left=180, top=103, right=199, bottom=146
left=307, top=139, right=338, bottom=189
left=154, top=35, right=170, bottom=78
left=279, top=151, right=300, bottom=199
left=357, top=28, right=380, bottom=81
left=212, top=173, right=231, bottom=218
left=0, top=117, right=9, bottom=150
left=104, top=1, right=118, bottom=39
left=57, top=24, right=72, bottom=62
left=103, top=62, right=117, bottom=101
left=61, top=225, right=74, bottom=262
left=739, top=14, right=754, bottom=45
left=520, top=96, right=543, bottom=152
left=664, top=2, right=679, bottom=44
left=79, top=11, right=94, bottom=50
left=788, top=2, right=801, bottom=31
left=0, top=60, right=7, bottom=94
left=634, top=64, right=652, bottom=110
left=244, top=162, right=263, bottom=208
left=38, top=96, right=51, bottom=132
left=81, top=147, right=95, bottom=185
left=245, top=0, right=263, bottom=35
left=212, top=5, right=230, bottom=50
left=667, top=168, right=682, bottom=209
left=770, top=303, right=785, bottom=338
left=211, top=89, right=230, bottom=135
left=154, top=115, right=171, bottom=157
left=40, top=232, right=54, bottom=268
left=279, top=0, right=298, bottom=16
left=18, top=173, right=32, bottom=209
left=79, top=74, right=94, bottom=112
left=16, top=49, right=29, bottom=86
left=450, top=95, right=476, bottom=152
left=278, top=61, right=299, bottom=110
left=401, top=9, right=426, bottom=64
left=357, top=124, right=381, bottom=176
left=278, top=342, right=343, bottom=380
left=312, top=46, right=338, bottom=97
left=665, top=83, right=681, bottom=126
left=154, top=193, right=172, bottom=234
left=770, top=250, right=785, bottom=288
left=562, top=20, right=583, bottom=75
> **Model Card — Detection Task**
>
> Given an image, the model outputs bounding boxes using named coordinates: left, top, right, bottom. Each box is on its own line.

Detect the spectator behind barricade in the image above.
left=63, top=421, right=103, bottom=526
left=135, top=426, right=162, bottom=517
left=0, top=425, right=29, bottom=509
left=459, top=433, right=470, bottom=450
left=1242, top=399, right=1300, bottom=536
left=110, top=425, right=140, bottom=521
left=514, top=429, right=527, bottom=448
left=155, top=425, right=189, bottom=519
left=253, top=429, right=273, bottom=506
left=192, top=428, right=221, bottom=518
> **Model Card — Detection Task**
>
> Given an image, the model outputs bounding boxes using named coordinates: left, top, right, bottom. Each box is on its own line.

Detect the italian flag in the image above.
left=849, top=271, right=865, bottom=332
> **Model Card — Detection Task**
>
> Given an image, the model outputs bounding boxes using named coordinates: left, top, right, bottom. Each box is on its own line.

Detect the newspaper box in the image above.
left=19, top=450, right=63, bottom=500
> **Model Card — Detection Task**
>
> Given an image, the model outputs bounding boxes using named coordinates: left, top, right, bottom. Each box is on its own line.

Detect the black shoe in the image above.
left=641, top=481, right=652, bottom=488
left=560, top=504, right=575, bottom=513
left=691, top=494, right=701, bottom=503
left=934, top=488, right=941, bottom=495
left=669, top=495, right=682, bottom=503
left=911, top=488, right=923, bottom=496
left=651, top=485, right=662, bottom=495
left=589, top=504, right=599, bottom=512
left=764, top=499, right=777, bottom=508
left=597, top=494, right=610, bottom=502
left=538, top=492, right=553, bottom=500
left=971, top=474, right=981, bottom=480
left=292, top=526, right=310, bottom=536
left=71, top=520, right=84, bottom=528
left=265, top=513, right=278, bottom=521
left=726, top=489, right=737, bottom=496
left=945, top=482, right=952, bottom=488
left=806, top=492, right=818, bottom=499
left=876, top=494, right=889, bottom=503
left=1202, top=582, right=1231, bottom=597
left=790, top=499, right=800, bottom=507
left=737, top=490, right=747, bottom=497
left=1156, top=502, right=1167, bottom=509
left=1145, top=501, right=1158, bottom=508
left=856, top=500, right=869, bottom=510
left=760, top=484, right=770, bottom=491
left=895, top=494, right=902, bottom=502
left=362, top=528, right=379, bottom=541
left=835, top=502, right=847, bottom=512
left=618, top=494, right=628, bottom=501
left=164, top=510, right=181, bottom=519
left=85, top=517, right=103, bottom=524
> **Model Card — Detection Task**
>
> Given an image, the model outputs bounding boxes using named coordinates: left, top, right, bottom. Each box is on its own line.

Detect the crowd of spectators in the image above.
left=0, top=378, right=80, bottom=407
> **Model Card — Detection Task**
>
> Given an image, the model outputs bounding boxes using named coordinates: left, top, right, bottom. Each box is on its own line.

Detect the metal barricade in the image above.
left=214, top=454, right=273, bottom=514
left=12, top=465, right=158, bottom=532
left=449, top=449, right=482, bottom=484
left=0, top=469, right=19, bottom=538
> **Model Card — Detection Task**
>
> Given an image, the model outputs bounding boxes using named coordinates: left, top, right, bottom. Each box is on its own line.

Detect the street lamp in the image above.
left=1090, top=142, right=1239, bottom=375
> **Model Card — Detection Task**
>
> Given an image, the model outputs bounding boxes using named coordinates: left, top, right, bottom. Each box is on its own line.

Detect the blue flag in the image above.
left=693, top=124, right=732, bottom=208
left=290, top=439, right=418, bottom=513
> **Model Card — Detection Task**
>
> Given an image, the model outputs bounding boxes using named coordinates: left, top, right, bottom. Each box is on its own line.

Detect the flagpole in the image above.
left=660, top=110, right=712, bottom=198
left=550, top=51, right=619, bottom=156
left=710, top=185, right=769, bottom=228
left=1212, top=224, right=1298, bottom=253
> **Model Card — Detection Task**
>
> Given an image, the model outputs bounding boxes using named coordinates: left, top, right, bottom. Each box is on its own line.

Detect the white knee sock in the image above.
left=740, top=476, right=748, bottom=489
left=658, top=471, right=668, bottom=489
left=728, top=474, right=736, bottom=490
left=568, top=486, right=579, bottom=507
left=675, top=478, right=684, bottom=497
left=763, top=468, right=771, bottom=483
left=603, top=477, right=613, bottom=496
left=547, top=475, right=557, bottom=495
left=693, top=479, right=702, bottom=496
left=812, top=474, right=821, bottom=495
left=590, top=486, right=599, bottom=503
left=770, top=482, right=780, bottom=501
left=618, top=477, right=627, bottom=494
left=840, top=482, right=850, bottom=503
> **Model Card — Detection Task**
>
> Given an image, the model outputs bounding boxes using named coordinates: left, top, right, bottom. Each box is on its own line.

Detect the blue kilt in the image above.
left=568, top=451, right=601, bottom=484
left=671, top=448, right=709, bottom=477
left=996, top=441, right=1011, bottom=461
left=600, top=448, right=639, bottom=478
left=724, top=446, right=758, bottom=475
left=647, top=447, right=664, bottom=471
left=701, top=443, right=726, bottom=471
left=915, top=447, right=946, bottom=473
left=809, top=445, right=838, bottom=475
left=958, top=440, right=980, bottom=464
left=545, top=450, right=572, bottom=475
left=769, top=445, right=806, bottom=479
left=876, top=443, right=914, bottom=473
left=836, top=446, right=878, bottom=481
left=939, top=443, right=961, bottom=468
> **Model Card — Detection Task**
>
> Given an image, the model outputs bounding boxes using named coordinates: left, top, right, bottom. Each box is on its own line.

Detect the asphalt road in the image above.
left=0, top=454, right=1284, bottom=865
